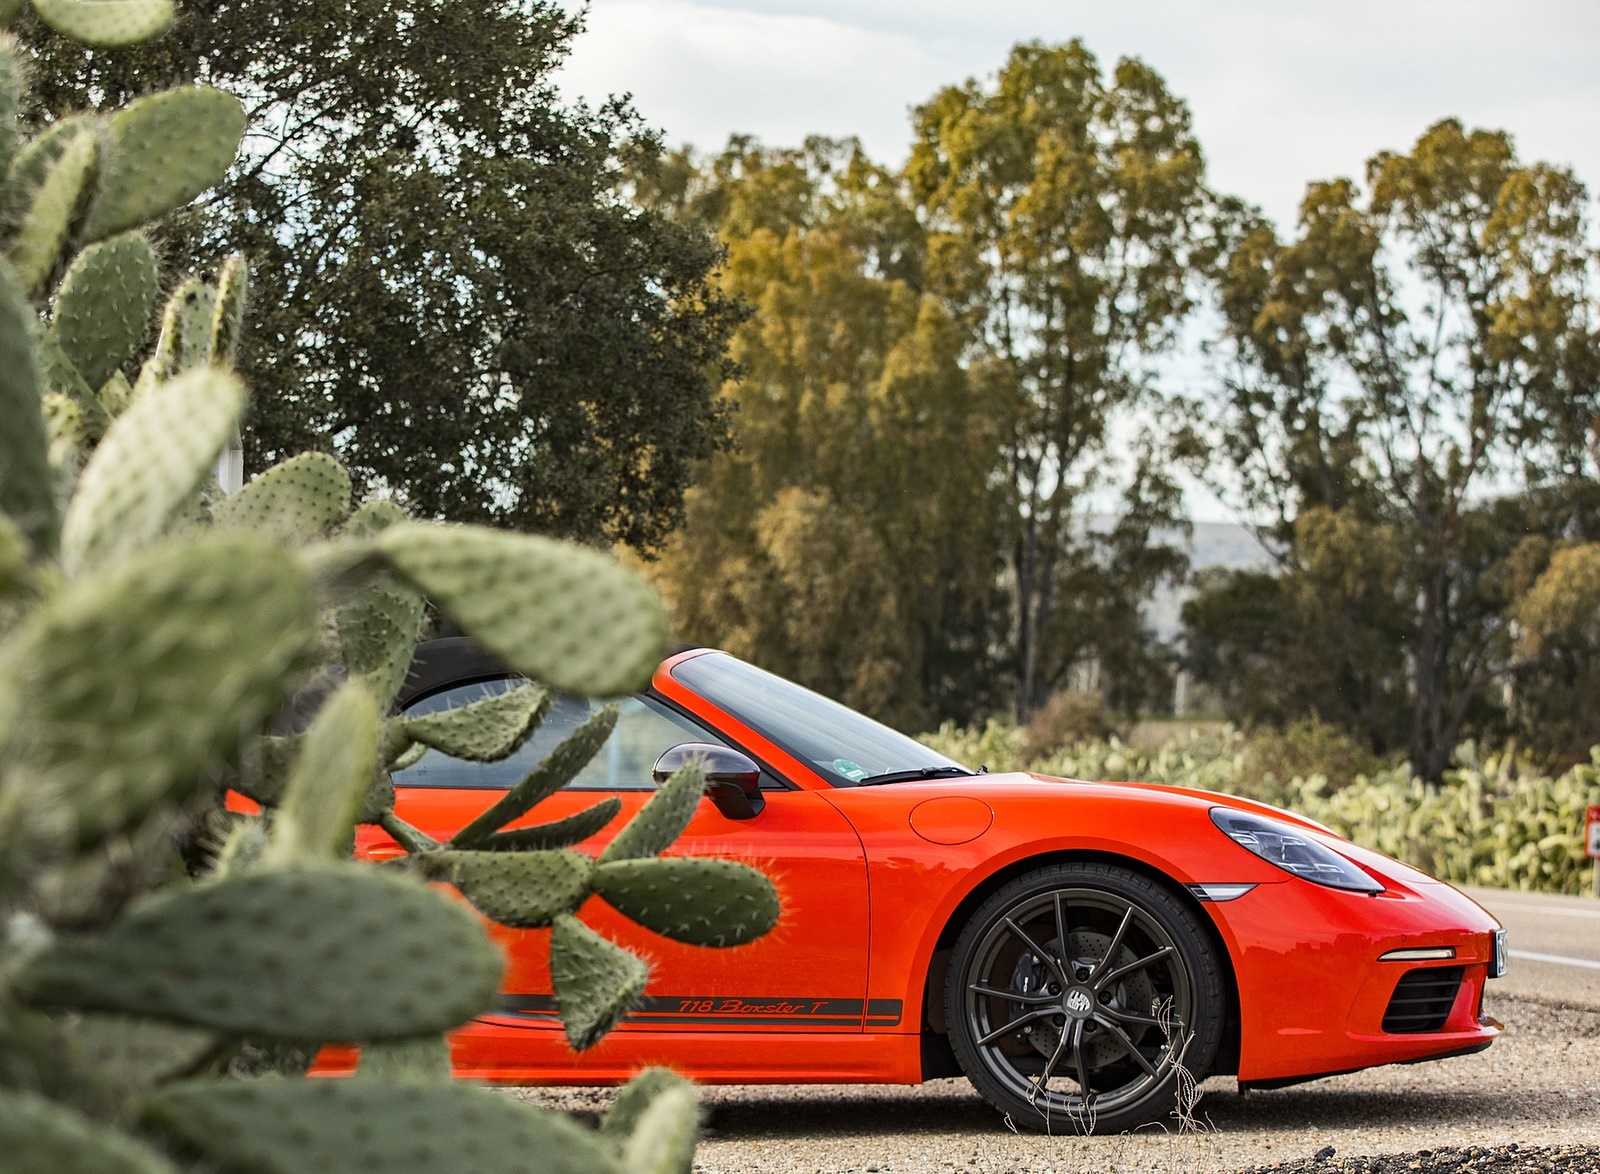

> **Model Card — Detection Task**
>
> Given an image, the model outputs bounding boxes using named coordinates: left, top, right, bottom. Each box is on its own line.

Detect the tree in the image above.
left=641, top=138, right=1009, bottom=730
left=1196, top=120, right=1600, bottom=777
left=906, top=41, right=1206, bottom=719
left=22, top=0, right=739, bottom=549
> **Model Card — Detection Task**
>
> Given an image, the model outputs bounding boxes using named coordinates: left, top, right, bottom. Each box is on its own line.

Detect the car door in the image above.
left=358, top=677, right=872, bottom=1040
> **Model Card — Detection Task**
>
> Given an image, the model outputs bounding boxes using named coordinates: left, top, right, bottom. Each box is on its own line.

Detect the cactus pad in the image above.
left=449, top=705, right=617, bottom=846
left=62, top=1014, right=214, bottom=1097
left=402, top=681, right=550, bottom=762
left=50, top=231, right=159, bottom=390
left=6, top=531, right=316, bottom=847
left=17, top=866, right=504, bottom=1040
left=210, top=452, right=352, bottom=543
left=335, top=569, right=425, bottom=711
left=145, top=1079, right=623, bottom=1174
left=0, top=1090, right=178, bottom=1174
left=265, top=681, right=379, bottom=865
left=597, top=763, right=705, bottom=864
left=29, top=0, right=175, bottom=48
left=355, top=1033, right=451, bottom=1082
left=599, top=1067, right=693, bottom=1141
left=593, top=857, right=779, bottom=948
left=59, top=367, right=244, bottom=575
left=0, top=39, right=20, bottom=179
left=9, top=123, right=95, bottom=293
left=82, top=87, right=244, bottom=242
left=425, top=848, right=594, bottom=928
left=142, top=277, right=214, bottom=383
left=208, top=251, right=247, bottom=366
left=0, top=260, right=54, bottom=555
left=375, top=523, right=669, bottom=697
left=622, top=1084, right=698, bottom=1174
left=470, top=797, right=622, bottom=852
left=549, top=913, right=648, bottom=1051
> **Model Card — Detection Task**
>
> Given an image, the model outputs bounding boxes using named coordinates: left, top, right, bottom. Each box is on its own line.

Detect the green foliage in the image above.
left=144, top=1080, right=631, bottom=1174
left=1021, top=691, right=1121, bottom=761
left=377, top=525, right=669, bottom=698
left=2, top=530, right=317, bottom=849
left=209, top=452, right=351, bottom=544
left=0, top=1090, right=177, bottom=1174
left=909, top=40, right=1203, bottom=721
left=49, top=231, right=160, bottom=390
left=0, top=257, right=54, bottom=556
left=17, top=867, right=504, bottom=1039
left=29, top=0, right=174, bottom=48
left=921, top=722, right=1600, bottom=894
left=644, top=138, right=1009, bottom=731
left=0, top=13, right=769, bottom=1171
left=1195, top=120, right=1600, bottom=779
left=597, top=762, right=705, bottom=864
left=550, top=914, right=650, bottom=1051
left=399, top=682, right=550, bottom=762
left=24, top=2, right=738, bottom=551
left=58, top=368, right=244, bottom=574
left=592, top=857, right=781, bottom=948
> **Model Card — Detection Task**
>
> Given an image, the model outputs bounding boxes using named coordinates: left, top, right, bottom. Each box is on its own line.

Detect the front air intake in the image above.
left=1382, top=966, right=1464, bottom=1033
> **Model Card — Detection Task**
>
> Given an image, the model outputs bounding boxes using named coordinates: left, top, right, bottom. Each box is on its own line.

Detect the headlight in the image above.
left=1210, top=808, right=1382, bottom=894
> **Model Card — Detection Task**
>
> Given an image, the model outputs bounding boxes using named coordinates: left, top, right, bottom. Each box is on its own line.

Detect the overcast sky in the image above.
left=555, top=0, right=1600, bottom=233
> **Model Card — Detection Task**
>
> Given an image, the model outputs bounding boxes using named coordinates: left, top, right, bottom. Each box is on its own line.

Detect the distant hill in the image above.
left=1146, top=521, right=1273, bottom=641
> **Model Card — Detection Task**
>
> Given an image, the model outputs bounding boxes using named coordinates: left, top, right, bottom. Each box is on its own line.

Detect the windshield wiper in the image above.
left=856, top=766, right=976, bottom=787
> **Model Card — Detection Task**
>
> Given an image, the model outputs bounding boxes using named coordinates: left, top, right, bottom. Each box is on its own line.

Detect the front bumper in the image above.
left=1205, top=861, right=1502, bottom=1083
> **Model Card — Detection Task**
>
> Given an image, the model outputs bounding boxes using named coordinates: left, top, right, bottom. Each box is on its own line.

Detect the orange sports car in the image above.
left=352, top=638, right=1505, bottom=1133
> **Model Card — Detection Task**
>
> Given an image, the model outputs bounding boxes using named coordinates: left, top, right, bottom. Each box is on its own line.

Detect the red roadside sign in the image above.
left=1588, top=805, right=1600, bottom=860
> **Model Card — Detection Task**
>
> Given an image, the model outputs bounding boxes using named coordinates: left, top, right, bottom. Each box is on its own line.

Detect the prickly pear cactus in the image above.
left=0, top=4, right=768, bottom=1171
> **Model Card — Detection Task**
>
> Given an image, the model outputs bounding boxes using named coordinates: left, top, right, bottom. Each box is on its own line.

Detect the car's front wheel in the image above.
left=945, top=862, right=1225, bottom=1134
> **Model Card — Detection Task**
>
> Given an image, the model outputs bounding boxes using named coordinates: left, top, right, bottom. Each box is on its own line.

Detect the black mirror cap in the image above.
left=652, top=742, right=765, bottom=820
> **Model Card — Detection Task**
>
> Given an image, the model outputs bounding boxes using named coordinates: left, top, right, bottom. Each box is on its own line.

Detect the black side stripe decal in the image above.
left=490, top=995, right=903, bottom=1028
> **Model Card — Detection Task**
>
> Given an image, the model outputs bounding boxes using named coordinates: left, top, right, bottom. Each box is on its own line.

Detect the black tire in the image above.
left=944, top=862, right=1225, bottom=1134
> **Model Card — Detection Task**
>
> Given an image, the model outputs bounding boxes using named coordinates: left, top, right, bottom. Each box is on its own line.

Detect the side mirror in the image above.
left=652, top=742, right=765, bottom=820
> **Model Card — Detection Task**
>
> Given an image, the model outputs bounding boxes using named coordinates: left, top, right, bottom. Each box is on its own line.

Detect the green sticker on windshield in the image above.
left=832, top=759, right=868, bottom=781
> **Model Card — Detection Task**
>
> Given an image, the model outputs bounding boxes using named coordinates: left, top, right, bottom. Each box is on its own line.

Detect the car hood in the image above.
left=904, top=769, right=1341, bottom=836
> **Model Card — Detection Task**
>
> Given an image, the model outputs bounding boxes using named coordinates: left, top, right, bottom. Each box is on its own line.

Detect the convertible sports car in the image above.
left=349, top=637, right=1506, bottom=1133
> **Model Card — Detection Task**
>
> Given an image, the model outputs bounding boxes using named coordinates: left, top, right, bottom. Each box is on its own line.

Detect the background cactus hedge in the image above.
left=923, top=720, right=1600, bottom=894
left=0, top=3, right=774, bottom=1170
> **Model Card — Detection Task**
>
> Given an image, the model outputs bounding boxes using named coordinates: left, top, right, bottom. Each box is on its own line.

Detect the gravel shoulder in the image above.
left=520, top=990, right=1600, bottom=1173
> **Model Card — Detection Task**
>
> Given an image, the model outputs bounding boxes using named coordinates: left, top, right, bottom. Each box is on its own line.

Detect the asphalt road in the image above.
left=1462, top=884, right=1600, bottom=1011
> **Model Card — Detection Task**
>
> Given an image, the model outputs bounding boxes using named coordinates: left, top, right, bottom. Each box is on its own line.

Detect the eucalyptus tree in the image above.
left=641, top=138, right=1010, bottom=729
left=1197, top=120, right=1600, bottom=777
left=906, top=40, right=1207, bottom=719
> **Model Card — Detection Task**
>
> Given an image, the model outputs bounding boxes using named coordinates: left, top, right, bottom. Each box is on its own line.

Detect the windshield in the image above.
left=671, top=652, right=970, bottom=787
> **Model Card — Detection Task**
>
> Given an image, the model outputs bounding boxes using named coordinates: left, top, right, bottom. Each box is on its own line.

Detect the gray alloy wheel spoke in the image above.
left=1053, top=892, right=1071, bottom=968
left=1098, top=1004, right=1166, bottom=1030
left=969, top=982, right=1055, bottom=1005
left=1034, top=1017, right=1074, bottom=1096
left=1090, top=904, right=1135, bottom=984
left=1100, top=1019, right=1161, bottom=1078
left=976, top=1006, right=1056, bottom=1048
left=1072, top=1020, right=1093, bottom=1099
left=1099, top=944, right=1174, bottom=989
left=1003, top=916, right=1068, bottom=985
